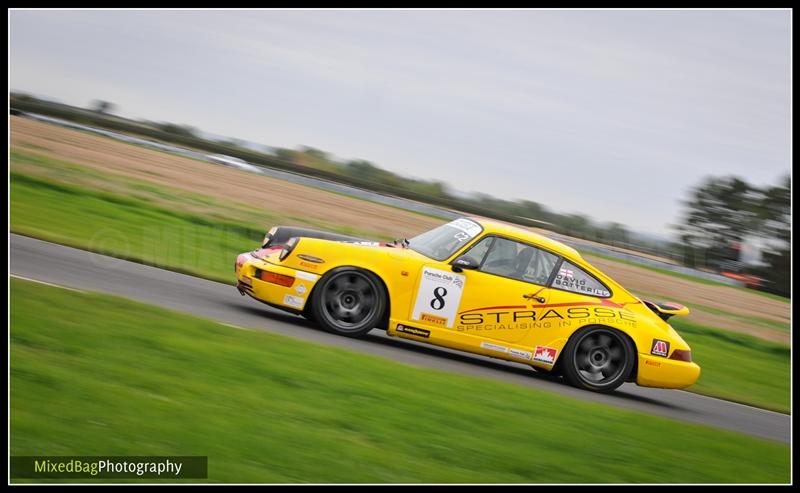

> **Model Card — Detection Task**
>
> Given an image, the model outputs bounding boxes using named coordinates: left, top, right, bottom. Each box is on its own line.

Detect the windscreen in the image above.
left=408, top=218, right=483, bottom=261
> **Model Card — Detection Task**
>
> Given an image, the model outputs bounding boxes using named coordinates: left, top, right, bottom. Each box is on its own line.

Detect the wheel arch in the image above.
left=304, top=264, right=392, bottom=330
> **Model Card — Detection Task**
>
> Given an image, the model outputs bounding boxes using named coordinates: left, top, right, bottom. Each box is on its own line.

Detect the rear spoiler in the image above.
left=262, top=226, right=368, bottom=249
left=642, top=300, right=690, bottom=321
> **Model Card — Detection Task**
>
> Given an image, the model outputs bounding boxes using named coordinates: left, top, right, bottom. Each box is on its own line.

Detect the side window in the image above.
left=552, top=261, right=611, bottom=297
left=479, top=237, right=558, bottom=286
left=461, top=236, right=494, bottom=265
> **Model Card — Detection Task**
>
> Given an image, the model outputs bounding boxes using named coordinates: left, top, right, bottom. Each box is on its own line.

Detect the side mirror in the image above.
left=451, top=255, right=479, bottom=272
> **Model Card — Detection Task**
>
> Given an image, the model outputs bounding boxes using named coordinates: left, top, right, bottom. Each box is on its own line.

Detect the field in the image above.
left=10, top=279, right=789, bottom=483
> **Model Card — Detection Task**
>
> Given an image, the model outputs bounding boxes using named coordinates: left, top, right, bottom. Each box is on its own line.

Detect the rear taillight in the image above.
left=669, top=349, right=692, bottom=362
left=257, top=270, right=295, bottom=287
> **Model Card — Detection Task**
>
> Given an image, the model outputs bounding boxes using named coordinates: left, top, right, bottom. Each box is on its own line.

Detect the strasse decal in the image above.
left=455, top=304, right=637, bottom=332
left=651, top=339, right=670, bottom=357
left=533, top=346, right=558, bottom=365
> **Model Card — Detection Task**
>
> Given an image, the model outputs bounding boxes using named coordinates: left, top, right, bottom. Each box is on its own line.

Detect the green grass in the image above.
left=585, top=252, right=790, bottom=304
left=10, top=279, right=789, bottom=483
left=670, top=319, right=790, bottom=413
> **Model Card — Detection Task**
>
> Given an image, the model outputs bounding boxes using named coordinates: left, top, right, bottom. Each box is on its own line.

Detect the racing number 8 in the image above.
left=430, top=287, right=447, bottom=310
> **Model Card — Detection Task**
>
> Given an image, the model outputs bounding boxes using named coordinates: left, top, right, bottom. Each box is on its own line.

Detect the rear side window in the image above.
left=552, top=261, right=611, bottom=298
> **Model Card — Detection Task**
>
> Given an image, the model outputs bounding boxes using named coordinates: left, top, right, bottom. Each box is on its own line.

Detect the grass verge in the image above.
left=10, top=156, right=388, bottom=285
left=10, top=279, right=789, bottom=483
left=671, top=319, right=790, bottom=413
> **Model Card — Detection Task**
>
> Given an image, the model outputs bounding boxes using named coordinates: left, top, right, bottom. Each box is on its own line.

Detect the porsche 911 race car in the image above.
left=235, top=218, right=700, bottom=392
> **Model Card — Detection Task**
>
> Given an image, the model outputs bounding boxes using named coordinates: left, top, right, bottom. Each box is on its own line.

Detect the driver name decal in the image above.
left=411, top=267, right=466, bottom=329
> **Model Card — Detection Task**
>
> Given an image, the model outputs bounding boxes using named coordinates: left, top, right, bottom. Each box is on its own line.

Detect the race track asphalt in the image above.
left=9, top=234, right=791, bottom=443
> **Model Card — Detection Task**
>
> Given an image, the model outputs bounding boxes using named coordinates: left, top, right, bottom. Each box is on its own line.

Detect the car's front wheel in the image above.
left=310, top=267, right=386, bottom=337
left=562, top=326, right=635, bottom=392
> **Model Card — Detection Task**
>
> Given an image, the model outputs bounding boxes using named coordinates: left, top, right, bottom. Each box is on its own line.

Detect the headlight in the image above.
left=279, top=237, right=299, bottom=261
left=262, top=226, right=278, bottom=248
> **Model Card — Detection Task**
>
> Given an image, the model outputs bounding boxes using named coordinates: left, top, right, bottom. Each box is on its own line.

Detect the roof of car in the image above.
left=470, top=217, right=582, bottom=260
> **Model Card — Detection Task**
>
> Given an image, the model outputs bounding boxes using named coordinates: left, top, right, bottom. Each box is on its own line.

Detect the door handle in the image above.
left=523, top=293, right=546, bottom=303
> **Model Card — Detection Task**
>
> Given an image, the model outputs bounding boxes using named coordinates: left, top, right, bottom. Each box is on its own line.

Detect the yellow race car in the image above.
left=235, top=217, right=700, bottom=392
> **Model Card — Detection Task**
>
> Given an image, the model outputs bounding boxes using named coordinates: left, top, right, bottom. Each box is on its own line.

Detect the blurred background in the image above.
left=10, top=9, right=790, bottom=296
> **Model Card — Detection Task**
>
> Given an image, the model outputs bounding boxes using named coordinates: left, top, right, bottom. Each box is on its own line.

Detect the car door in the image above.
left=418, top=235, right=560, bottom=344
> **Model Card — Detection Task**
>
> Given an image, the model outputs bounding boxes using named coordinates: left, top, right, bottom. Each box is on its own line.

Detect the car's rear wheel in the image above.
left=562, top=326, right=635, bottom=392
left=311, top=267, right=386, bottom=337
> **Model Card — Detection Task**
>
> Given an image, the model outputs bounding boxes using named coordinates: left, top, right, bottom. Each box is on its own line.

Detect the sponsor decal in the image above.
left=411, top=267, right=466, bottom=329
left=480, top=342, right=508, bottom=353
left=651, top=339, right=670, bottom=357
left=283, top=294, right=304, bottom=308
left=396, top=324, right=430, bottom=338
left=298, top=261, right=319, bottom=270
left=420, top=312, right=448, bottom=327
left=533, top=346, right=558, bottom=365
left=455, top=305, right=637, bottom=332
left=297, top=254, right=325, bottom=264
left=346, top=241, right=381, bottom=246
left=295, top=270, right=319, bottom=281
left=450, top=218, right=483, bottom=237
left=553, top=275, right=611, bottom=297
left=508, top=348, right=533, bottom=360
left=644, top=359, right=662, bottom=368
left=240, top=276, right=252, bottom=286
left=295, top=284, right=307, bottom=295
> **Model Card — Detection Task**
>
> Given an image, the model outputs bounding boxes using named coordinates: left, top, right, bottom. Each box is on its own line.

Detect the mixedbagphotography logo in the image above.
left=11, top=456, right=208, bottom=479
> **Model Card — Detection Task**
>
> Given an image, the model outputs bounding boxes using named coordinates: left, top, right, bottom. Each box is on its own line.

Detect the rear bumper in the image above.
left=636, top=353, right=701, bottom=389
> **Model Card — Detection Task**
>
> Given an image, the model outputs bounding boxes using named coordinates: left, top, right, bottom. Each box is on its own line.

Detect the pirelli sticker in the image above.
left=396, top=324, right=430, bottom=338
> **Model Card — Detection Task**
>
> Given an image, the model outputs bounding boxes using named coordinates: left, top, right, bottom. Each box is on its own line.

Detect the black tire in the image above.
left=310, top=267, right=387, bottom=337
left=562, top=326, right=635, bottom=392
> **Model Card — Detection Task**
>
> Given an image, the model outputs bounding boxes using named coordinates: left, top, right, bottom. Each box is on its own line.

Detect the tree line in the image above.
left=675, top=175, right=790, bottom=296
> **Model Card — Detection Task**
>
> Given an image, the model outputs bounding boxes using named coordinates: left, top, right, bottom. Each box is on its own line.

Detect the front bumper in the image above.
left=636, top=353, right=701, bottom=389
left=235, top=254, right=320, bottom=312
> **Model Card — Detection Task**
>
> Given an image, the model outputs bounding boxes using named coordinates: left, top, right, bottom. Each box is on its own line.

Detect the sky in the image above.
left=9, top=9, right=792, bottom=237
